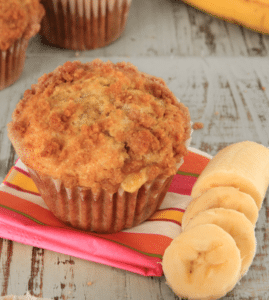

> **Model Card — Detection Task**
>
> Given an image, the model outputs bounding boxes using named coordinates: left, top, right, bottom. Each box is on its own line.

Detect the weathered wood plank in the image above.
left=0, top=56, right=269, bottom=300
left=41, top=250, right=128, bottom=300
left=1, top=0, right=269, bottom=298
left=170, top=1, right=269, bottom=57
left=26, top=0, right=269, bottom=57
left=4, top=243, right=35, bottom=297
left=0, top=240, right=13, bottom=296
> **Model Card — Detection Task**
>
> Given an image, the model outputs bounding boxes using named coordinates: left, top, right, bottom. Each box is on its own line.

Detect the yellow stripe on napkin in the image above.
left=5, top=169, right=40, bottom=194
left=149, top=209, right=184, bottom=225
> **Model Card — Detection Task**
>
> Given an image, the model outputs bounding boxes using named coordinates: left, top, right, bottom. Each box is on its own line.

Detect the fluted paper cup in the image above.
left=40, top=0, right=132, bottom=50
left=0, top=39, right=29, bottom=90
left=24, top=112, right=192, bottom=233
left=27, top=167, right=174, bottom=233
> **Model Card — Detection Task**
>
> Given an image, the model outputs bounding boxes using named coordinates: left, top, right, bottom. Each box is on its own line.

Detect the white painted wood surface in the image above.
left=1, top=0, right=269, bottom=299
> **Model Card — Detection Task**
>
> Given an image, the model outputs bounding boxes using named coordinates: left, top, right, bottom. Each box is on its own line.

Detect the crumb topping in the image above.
left=0, top=0, right=45, bottom=50
left=8, top=59, right=192, bottom=192
left=193, top=122, right=204, bottom=130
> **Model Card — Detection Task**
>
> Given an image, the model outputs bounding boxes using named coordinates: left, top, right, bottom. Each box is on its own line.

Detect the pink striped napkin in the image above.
left=0, top=147, right=211, bottom=276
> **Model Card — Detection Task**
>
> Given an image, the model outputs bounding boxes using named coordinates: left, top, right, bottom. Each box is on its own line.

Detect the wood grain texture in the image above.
left=26, top=0, right=269, bottom=57
left=1, top=0, right=269, bottom=298
left=1, top=56, right=269, bottom=300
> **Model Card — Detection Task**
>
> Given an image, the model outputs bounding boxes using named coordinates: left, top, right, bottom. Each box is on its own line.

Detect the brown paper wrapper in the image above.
left=0, top=39, right=28, bottom=91
left=27, top=167, right=174, bottom=233
left=40, top=0, right=132, bottom=50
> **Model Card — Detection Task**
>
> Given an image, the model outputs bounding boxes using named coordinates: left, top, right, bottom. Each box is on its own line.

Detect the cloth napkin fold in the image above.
left=0, top=147, right=211, bottom=276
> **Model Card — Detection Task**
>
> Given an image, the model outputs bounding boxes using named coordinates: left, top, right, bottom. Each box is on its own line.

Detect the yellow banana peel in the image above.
left=182, top=0, right=269, bottom=34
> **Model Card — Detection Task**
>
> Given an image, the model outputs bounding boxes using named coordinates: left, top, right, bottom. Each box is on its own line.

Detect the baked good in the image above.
left=40, top=0, right=132, bottom=50
left=0, top=0, right=45, bottom=90
left=8, top=59, right=192, bottom=233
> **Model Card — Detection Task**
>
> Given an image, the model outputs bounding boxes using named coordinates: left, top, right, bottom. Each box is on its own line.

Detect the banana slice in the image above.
left=162, top=224, right=241, bottom=300
left=191, top=141, right=269, bottom=210
left=182, top=186, right=259, bottom=229
left=184, top=208, right=256, bottom=276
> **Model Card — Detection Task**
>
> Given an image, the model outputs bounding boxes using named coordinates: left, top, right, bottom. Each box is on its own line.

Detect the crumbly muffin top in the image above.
left=8, top=59, right=192, bottom=193
left=0, top=0, right=45, bottom=50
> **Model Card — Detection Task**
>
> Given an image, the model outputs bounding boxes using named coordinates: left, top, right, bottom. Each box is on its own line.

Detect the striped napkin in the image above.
left=0, top=147, right=211, bottom=276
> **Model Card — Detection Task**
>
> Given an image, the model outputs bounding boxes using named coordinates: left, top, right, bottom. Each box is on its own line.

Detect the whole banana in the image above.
left=181, top=0, right=269, bottom=34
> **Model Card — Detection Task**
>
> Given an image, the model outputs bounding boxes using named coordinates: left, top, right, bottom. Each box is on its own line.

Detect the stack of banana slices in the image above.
left=162, top=141, right=269, bottom=300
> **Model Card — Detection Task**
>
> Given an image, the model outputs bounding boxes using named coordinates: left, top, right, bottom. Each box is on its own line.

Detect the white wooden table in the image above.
left=1, top=0, right=269, bottom=299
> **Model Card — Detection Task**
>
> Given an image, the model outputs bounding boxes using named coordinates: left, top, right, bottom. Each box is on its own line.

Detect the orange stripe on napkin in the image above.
left=96, top=232, right=172, bottom=257
left=179, top=150, right=210, bottom=175
left=0, top=191, right=65, bottom=228
left=0, top=190, right=172, bottom=257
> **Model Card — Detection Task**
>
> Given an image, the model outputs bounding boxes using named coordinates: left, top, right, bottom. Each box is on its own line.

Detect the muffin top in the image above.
left=8, top=59, right=192, bottom=193
left=0, top=0, right=45, bottom=51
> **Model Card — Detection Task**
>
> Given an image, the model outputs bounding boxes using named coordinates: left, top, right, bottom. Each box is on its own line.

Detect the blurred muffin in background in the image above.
left=40, top=0, right=132, bottom=50
left=8, top=59, right=192, bottom=233
left=0, top=0, right=45, bottom=90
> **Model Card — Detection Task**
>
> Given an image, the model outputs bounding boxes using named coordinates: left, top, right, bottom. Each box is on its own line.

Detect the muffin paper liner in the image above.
left=0, top=148, right=212, bottom=276
left=0, top=39, right=29, bottom=90
left=27, top=168, right=174, bottom=233
left=12, top=109, right=191, bottom=233
left=40, top=0, right=132, bottom=50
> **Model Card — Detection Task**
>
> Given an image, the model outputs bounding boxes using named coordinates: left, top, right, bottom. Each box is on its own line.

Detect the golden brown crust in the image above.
left=0, top=0, right=45, bottom=50
left=193, top=122, right=204, bottom=130
left=8, top=59, right=191, bottom=192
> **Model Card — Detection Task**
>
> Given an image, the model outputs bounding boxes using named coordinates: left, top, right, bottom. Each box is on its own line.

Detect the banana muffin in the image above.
left=40, top=0, right=132, bottom=50
left=0, top=0, right=45, bottom=90
left=8, top=59, right=192, bottom=233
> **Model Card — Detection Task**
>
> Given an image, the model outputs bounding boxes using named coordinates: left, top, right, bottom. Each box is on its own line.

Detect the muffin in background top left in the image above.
left=0, top=0, right=45, bottom=90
